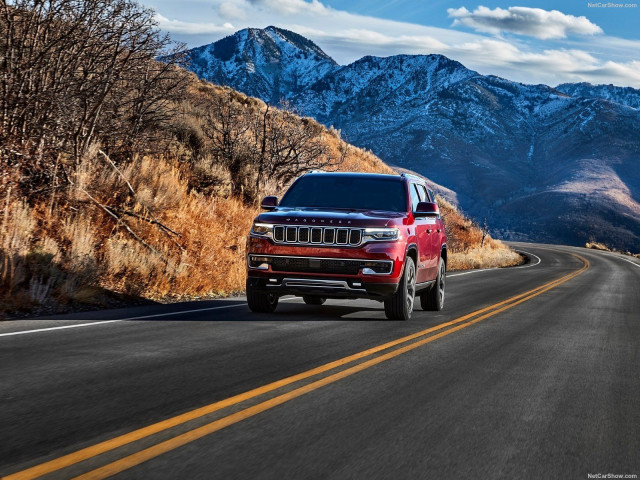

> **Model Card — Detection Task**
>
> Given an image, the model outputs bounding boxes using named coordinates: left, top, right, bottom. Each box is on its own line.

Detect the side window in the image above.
left=428, top=189, right=436, bottom=204
left=409, top=184, right=421, bottom=212
left=417, top=184, right=429, bottom=202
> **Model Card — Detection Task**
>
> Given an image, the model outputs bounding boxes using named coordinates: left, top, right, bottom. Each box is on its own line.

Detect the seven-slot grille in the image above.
left=273, top=225, right=362, bottom=246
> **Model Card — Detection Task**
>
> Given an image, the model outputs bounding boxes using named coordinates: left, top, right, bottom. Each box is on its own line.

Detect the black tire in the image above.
left=303, top=296, right=326, bottom=305
left=421, top=257, right=445, bottom=311
left=384, top=256, right=416, bottom=320
left=246, top=280, right=278, bottom=313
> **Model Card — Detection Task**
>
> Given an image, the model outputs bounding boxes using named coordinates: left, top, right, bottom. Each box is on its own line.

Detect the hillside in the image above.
left=182, top=27, right=640, bottom=252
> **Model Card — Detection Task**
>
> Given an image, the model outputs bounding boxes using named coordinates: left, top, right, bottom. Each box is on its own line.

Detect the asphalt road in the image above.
left=1, top=243, right=639, bottom=480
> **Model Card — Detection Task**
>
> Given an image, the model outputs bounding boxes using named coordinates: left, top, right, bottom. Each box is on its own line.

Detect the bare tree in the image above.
left=197, top=91, right=344, bottom=201
left=261, top=108, right=339, bottom=191
left=0, top=0, right=188, bottom=167
left=481, top=217, right=488, bottom=247
left=200, top=91, right=253, bottom=198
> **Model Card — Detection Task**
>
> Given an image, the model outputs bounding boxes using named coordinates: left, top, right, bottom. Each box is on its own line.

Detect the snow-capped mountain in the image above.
left=180, top=28, right=640, bottom=250
left=556, top=83, right=640, bottom=110
left=184, top=26, right=337, bottom=103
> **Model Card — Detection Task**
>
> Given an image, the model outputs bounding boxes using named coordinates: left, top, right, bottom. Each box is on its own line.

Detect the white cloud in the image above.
left=247, top=0, right=329, bottom=16
left=326, top=29, right=447, bottom=51
left=433, top=37, right=640, bottom=86
left=218, top=2, right=247, bottom=20
left=447, top=6, right=603, bottom=39
left=575, top=60, right=640, bottom=86
left=154, top=13, right=236, bottom=35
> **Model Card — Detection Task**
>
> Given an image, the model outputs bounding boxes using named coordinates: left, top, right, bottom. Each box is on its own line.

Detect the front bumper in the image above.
left=247, top=275, right=398, bottom=299
left=246, top=235, right=406, bottom=299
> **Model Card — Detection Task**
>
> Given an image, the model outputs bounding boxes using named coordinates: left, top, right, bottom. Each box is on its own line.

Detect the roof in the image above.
left=303, top=170, right=427, bottom=184
left=304, top=171, right=404, bottom=180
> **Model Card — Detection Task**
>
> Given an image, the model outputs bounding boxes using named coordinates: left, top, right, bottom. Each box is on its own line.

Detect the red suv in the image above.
left=246, top=172, right=447, bottom=320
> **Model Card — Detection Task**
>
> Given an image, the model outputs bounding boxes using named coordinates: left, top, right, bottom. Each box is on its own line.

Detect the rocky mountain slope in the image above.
left=556, top=83, right=640, bottom=110
left=181, top=27, right=640, bottom=250
left=184, top=26, right=337, bottom=103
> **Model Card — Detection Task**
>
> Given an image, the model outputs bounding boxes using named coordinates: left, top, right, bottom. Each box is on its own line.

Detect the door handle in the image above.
left=437, top=229, right=441, bottom=233
left=426, top=229, right=432, bottom=233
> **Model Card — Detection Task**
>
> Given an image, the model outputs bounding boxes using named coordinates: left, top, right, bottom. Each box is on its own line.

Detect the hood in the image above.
left=256, top=207, right=405, bottom=228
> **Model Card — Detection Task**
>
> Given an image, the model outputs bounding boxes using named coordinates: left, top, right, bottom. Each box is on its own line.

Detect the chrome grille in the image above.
left=272, top=225, right=363, bottom=247
left=298, top=227, right=309, bottom=243
left=311, top=227, right=322, bottom=243
left=274, top=226, right=285, bottom=242
left=286, top=226, right=297, bottom=242
left=323, top=228, right=335, bottom=244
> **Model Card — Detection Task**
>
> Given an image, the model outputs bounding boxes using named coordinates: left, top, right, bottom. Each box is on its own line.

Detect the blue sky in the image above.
left=143, top=0, right=640, bottom=87
left=319, top=0, right=638, bottom=39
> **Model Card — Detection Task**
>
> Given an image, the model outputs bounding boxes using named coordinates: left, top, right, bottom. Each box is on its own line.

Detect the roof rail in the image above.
left=400, top=172, right=423, bottom=181
left=305, top=169, right=326, bottom=175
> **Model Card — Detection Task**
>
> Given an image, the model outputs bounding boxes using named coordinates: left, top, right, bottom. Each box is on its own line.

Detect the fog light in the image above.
left=249, top=255, right=271, bottom=270
left=360, top=261, right=392, bottom=274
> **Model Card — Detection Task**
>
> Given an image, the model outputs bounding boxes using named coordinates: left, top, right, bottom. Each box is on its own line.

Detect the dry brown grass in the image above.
left=1, top=196, right=35, bottom=297
left=1, top=154, right=259, bottom=315
left=85, top=155, right=258, bottom=299
left=437, top=195, right=522, bottom=271
left=585, top=241, right=610, bottom=251
left=586, top=241, right=640, bottom=259
left=448, top=244, right=523, bottom=270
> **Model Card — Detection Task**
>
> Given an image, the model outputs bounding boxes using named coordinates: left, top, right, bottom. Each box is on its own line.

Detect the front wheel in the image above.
left=303, top=296, right=326, bottom=305
left=246, top=280, right=279, bottom=313
left=384, top=257, right=416, bottom=320
left=421, top=257, right=445, bottom=311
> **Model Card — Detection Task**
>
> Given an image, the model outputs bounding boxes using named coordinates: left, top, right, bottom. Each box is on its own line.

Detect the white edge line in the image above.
left=3, top=250, right=547, bottom=338
left=448, top=268, right=491, bottom=277
left=448, top=250, right=541, bottom=277
left=0, top=297, right=301, bottom=337
left=616, top=256, right=640, bottom=269
left=598, top=251, right=640, bottom=269
left=0, top=319, right=123, bottom=337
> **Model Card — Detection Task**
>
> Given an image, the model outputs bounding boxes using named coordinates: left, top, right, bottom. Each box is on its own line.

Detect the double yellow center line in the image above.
left=4, top=253, right=589, bottom=480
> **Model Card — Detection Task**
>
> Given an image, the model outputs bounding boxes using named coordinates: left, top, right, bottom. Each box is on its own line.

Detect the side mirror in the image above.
left=415, top=201, right=439, bottom=217
left=261, top=196, right=278, bottom=210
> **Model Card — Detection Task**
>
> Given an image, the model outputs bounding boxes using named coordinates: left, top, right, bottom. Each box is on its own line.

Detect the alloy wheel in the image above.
left=438, top=264, right=445, bottom=308
left=406, top=263, right=416, bottom=312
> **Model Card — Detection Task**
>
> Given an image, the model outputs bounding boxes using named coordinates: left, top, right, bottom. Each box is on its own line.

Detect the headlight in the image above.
left=362, top=227, right=399, bottom=242
left=251, top=222, right=274, bottom=237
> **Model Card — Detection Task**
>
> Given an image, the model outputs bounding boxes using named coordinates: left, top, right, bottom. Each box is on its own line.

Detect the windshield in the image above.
left=279, top=176, right=407, bottom=212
